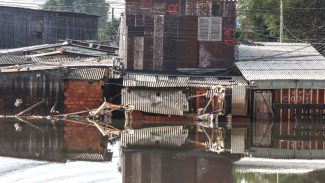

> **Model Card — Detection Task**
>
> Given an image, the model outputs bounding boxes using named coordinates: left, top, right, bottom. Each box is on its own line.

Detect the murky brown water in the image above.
left=1, top=119, right=325, bottom=183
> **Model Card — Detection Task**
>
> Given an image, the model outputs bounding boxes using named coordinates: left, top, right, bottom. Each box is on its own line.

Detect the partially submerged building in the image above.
left=118, top=0, right=242, bottom=127
left=122, top=72, right=247, bottom=127
left=235, top=42, right=325, bottom=158
left=0, top=6, right=98, bottom=48
left=0, top=55, right=119, bottom=116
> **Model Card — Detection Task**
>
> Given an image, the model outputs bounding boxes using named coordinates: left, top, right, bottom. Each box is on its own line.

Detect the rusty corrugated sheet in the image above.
left=133, top=37, right=144, bottom=70
left=163, top=16, right=177, bottom=71
left=176, top=16, right=198, bottom=68
left=153, top=15, right=164, bottom=70
left=231, top=85, right=247, bottom=115
left=121, top=126, right=188, bottom=147
left=121, top=88, right=188, bottom=115
left=124, top=0, right=236, bottom=71
left=143, top=36, right=154, bottom=70
left=127, top=37, right=134, bottom=69
left=199, top=42, right=234, bottom=68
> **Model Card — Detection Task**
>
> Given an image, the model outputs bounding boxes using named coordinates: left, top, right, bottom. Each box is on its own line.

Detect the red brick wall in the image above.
left=64, top=80, right=103, bottom=113
left=64, top=122, right=103, bottom=153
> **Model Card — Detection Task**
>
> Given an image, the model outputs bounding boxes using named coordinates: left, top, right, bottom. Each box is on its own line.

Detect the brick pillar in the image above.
left=64, top=80, right=103, bottom=113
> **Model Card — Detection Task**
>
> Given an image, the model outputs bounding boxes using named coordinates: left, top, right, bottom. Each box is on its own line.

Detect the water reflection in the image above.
left=121, top=150, right=233, bottom=183
left=1, top=118, right=325, bottom=183
left=233, top=169, right=325, bottom=183
left=0, top=119, right=64, bottom=161
left=0, top=119, right=110, bottom=162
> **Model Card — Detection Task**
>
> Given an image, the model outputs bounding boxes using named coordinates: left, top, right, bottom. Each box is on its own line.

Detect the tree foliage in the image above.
left=43, top=0, right=112, bottom=40
left=237, top=0, right=325, bottom=46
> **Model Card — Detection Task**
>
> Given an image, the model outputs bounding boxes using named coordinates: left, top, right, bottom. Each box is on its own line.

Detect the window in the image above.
left=198, top=17, right=222, bottom=41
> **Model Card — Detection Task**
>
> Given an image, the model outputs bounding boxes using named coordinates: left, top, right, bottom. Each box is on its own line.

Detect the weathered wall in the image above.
left=0, top=71, right=64, bottom=115
left=252, top=89, right=325, bottom=150
left=124, top=0, right=236, bottom=71
left=273, top=88, right=325, bottom=150
left=0, top=6, right=98, bottom=48
left=64, top=80, right=103, bottom=113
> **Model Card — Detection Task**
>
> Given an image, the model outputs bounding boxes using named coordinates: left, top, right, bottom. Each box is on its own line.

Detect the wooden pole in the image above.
left=16, top=99, right=46, bottom=116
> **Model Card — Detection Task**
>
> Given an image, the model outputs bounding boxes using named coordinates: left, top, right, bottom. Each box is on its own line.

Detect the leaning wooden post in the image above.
left=16, top=99, right=46, bottom=117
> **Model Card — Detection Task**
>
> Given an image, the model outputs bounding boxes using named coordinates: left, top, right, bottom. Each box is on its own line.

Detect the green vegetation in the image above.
left=237, top=0, right=325, bottom=46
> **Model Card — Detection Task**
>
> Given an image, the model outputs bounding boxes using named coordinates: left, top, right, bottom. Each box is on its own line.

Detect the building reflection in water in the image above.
left=120, top=150, right=232, bottom=183
left=0, top=119, right=110, bottom=162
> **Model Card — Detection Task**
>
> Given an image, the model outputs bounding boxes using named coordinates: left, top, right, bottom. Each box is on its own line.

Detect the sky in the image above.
left=0, top=0, right=124, bottom=17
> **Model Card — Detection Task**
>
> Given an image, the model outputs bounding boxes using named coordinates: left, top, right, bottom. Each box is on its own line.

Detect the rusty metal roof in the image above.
left=236, top=42, right=325, bottom=81
left=64, top=68, right=107, bottom=81
left=123, top=72, right=247, bottom=88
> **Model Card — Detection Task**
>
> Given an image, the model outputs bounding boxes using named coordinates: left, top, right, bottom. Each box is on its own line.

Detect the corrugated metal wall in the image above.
left=273, top=89, right=325, bottom=150
left=0, top=71, right=64, bottom=115
left=231, top=128, right=246, bottom=154
left=121, top=126, right=188, bottom=147
left=231, top=85, right=247, bottom=115
left=0, top=7, right=98, bottom=48
left=121, top=88, right=188, bottom=115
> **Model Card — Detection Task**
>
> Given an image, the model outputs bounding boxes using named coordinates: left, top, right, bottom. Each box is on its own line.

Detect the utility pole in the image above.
left=280, top=0, right=283, bottom=42
left=111, top=8, right=115, bottom=42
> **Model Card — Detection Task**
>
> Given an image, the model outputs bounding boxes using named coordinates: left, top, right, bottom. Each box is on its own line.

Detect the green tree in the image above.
left=43, top=0, right=113, bottom=41
left=237, top=0, right=325, bottom=53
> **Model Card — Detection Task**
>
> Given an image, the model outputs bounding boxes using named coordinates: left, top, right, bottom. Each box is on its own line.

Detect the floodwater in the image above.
left=0, top=119, right=325, bottom=183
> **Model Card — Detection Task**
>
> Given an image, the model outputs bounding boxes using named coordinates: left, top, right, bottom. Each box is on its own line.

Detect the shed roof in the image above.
left=0, top=56, right=114, bottom=73
left=235, top=42, right=325, bottom=81
left=123, top=72, right=247, bottom=88
left=63, top=68, right=107, bottom=81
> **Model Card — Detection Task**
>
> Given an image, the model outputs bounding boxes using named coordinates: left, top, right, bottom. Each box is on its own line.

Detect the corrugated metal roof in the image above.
left=0, top=43, right=65, bottom=55
left=0, top=55, right=34, bottom=65
left=236, top=42, right=325, bottom=81
left=0, top=56, right=114, bottom=72
left=123, top=73, right=247, bottom=88
left=64, top=68, right=107, bottom=81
